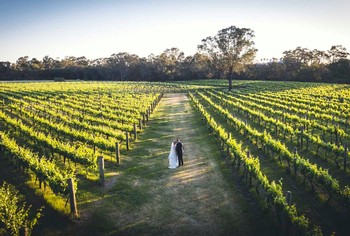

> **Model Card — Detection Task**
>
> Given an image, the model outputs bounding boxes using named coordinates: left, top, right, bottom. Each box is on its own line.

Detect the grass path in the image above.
left=63, top=93, right=274, bottom=235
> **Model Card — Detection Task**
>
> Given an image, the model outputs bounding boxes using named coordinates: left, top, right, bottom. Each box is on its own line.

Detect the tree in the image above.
left=283, top=47, right=313, bottom=66
left=42, top=56, right=55, bottom=70
left=328, top=59, right=350, bottom=82
left=15, top=56, right=30, bottom=71
left=328, top=45, right=349, bottom=63
left=197, top=25, right=257, bottom=90
left=61, top=56, right=78, bottom=68
left=156, top=47, right=185, bottom=80
left=76, top=56, right=89, bottom=67
left=0, top=61, right=12, bottom=73
left=310, top=49, right=329, bottom=66
left=107, top=52, right=140, bottom=80
left=264, top=60, right=286, bottom=81
left=29, top=58, right=42, bottom=70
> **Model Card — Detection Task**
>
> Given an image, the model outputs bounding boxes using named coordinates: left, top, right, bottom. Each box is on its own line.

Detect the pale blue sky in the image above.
left=0, top=0, right=349, bottom=63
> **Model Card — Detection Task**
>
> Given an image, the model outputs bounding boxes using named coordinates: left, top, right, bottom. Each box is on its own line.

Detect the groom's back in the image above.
left=176, top=142, right=182, bottom=153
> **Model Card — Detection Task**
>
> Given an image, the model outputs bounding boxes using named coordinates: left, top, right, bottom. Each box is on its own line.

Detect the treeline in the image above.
left=0, top=30, right=349, bottom=83
left=249, top=45, right=350, bottom=83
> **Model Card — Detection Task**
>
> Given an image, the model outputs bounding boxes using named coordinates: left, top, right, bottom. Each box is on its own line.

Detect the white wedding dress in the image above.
left=168, top=143, right=179, bottom=169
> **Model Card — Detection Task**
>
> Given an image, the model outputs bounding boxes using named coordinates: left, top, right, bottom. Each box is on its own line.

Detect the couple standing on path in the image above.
left=168, top=139, right=184, bottom=169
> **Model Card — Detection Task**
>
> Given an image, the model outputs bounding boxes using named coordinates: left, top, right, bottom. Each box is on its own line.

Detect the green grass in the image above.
left=39, top=93, right=276, bottom=236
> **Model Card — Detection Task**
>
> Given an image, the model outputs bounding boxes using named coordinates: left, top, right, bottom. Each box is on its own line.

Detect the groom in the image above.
left=176, top=138, right=184, bottom=166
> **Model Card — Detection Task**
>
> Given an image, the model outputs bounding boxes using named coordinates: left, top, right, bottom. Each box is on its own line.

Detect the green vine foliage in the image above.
left=0, top=131, right=74, bottom=196
left=0, top=182, right=42, bottom=236
left=189, top=91, right=320, bottom=235
left=196, top=90, right=349, bottom=204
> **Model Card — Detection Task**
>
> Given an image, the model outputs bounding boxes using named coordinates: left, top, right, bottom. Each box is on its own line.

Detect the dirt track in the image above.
left=65, top=93, right=263, bottom=235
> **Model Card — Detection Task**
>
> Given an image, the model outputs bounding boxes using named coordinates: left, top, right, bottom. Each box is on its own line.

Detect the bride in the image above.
left=168, top=140, right=179, bottom=169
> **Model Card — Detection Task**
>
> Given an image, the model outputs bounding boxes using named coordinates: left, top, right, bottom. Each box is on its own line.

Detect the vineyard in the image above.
left=189, top=81, right=350, bottom=235
left=0, top=80, right=350, bottom=235
left=0, top=82, right=170, bottom=234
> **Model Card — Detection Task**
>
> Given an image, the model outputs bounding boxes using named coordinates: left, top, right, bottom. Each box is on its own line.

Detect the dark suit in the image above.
left=176, top=142, right=183, bottom=166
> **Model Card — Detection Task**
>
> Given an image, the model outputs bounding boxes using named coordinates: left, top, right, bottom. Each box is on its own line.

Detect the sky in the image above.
left=0, top=0, right=349, bottom=63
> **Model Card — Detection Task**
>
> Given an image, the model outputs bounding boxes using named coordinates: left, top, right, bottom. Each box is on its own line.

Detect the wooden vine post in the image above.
left=133, top=123, right=137, bottom=140
left=286, top=191, right=292, bottom=206
left=275, top=118, right=278, bottom=135
left=300, top=126, right=304, bottom=149
left=145, top=110, right=149, bottom=122
left=142, top=114, right=146, bottom=126
left=293, top=147, right=298, bottom=175
left=98, top=156, right=105, bottom=185
left=139, top=119, right=142, bottom=130
left=226, top=133, right=231, bottom=158
left=67, top=178, right=78, bottom=218
left=246, top=150, right=253, bottom=186
left=335, top=125, right=339, bottom=146
left=116, top=142, right=120, bottom=166
left=125, top=132, right=129, bottom=151
left=245, top=150, right=250, bottom=182
left=344, top=144, right=348, bottom=171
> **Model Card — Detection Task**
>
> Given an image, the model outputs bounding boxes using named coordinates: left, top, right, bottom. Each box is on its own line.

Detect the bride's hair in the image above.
left=172, top=140, right=177, bottom=145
